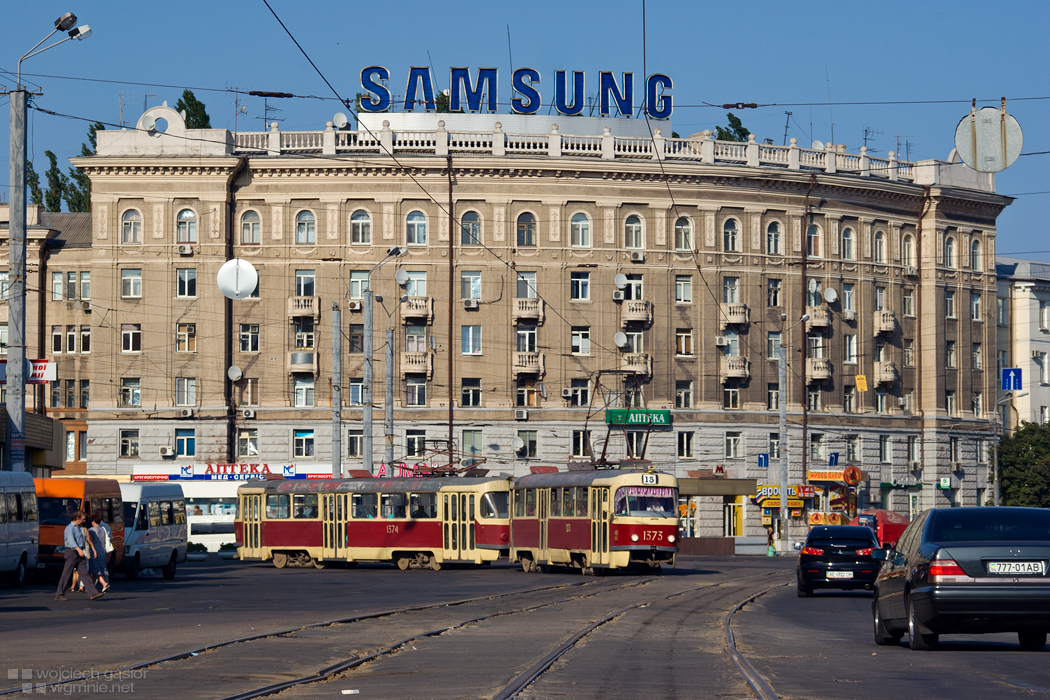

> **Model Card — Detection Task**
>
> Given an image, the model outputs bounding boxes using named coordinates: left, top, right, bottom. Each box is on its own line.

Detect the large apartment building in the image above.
left=7, top=103, right=1010, bottom=539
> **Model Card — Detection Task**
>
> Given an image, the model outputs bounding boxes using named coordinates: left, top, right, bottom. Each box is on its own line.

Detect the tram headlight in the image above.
left=667, top=535, right=676, bottom=543
left=630, top=533, right=639, bottom=542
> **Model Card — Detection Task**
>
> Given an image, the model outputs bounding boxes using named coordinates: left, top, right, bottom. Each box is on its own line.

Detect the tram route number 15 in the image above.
left=642, top=473, right=657, bottom=485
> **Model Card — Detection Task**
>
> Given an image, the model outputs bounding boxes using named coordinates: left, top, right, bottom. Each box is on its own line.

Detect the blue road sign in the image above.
left=758, top=453, right=769, bottom=469
left=1001, top=368, right=1023, bottom=392
left=828, top=452, right=839, bottom=467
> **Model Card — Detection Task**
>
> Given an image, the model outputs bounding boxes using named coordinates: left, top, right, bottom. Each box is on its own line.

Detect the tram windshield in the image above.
left=38, top=497, right=82, bottom=526
left=479, top=492, right=509, bottom=519
left=613, top=487, right=677, bottom=518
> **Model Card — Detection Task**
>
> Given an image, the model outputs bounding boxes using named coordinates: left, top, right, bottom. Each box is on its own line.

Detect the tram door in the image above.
left=443, top=492, right=462, bottom=561
left=590, top=487, right=610, bottom=567
left=538, top=488, right=549, bottom=563
left=322, top=493, right=348, bottom=561
left=241, top=494, right=263, bottom=559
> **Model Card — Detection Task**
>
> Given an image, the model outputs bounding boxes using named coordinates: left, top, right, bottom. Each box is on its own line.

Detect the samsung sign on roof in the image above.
left=358, top=67, right=674, bottom=119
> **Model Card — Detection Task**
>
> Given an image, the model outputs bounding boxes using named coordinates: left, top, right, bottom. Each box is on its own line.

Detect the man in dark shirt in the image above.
left=55, top=510, right=103, bottom=601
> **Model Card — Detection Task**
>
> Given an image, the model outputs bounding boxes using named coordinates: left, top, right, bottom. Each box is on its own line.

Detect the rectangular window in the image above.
left=460, top=271, right=481, bottom=300
left=999, top=298, right=1010, bottom=327
left=121, top=378, right=142, bottom=407
left=842, top=283, right=854, bottom=312
left=175, top=377, right=196, bottom=406
left=903, top=392, right=914, bottom=414
left=1041, top=353, right=1049, bottom=384
left=844, top=334, right=857, bottom=363
left=121, top=324, right=142, bottom=353
left=874, top=285, right=886, bottom=311
left=904, top=340, right=914, bottom=366
left=65, top=379, right=75, bottom=408
left=945, top=290, right=956, bottom=318
left=723, top=385, right=740, bottom=410
left=675, top=275, right=692, bottom=303
left=847, top=435, right=860, bottom=462
left=294, top=317, right=315, bottom=349
left=675, top=380, right=693, bottom=409
left=176, top=323, right=196, bottom=353
left=971, top=293, right=982, bottom=321
left=997, top=349, right=1008, bottom=374
left=767, top=331, right=782, bottom=359
left=405, top=430, right=426, bottom=457
left=808, top=388, right=822, bottom=411
left=121, top=269, right=142, bottom=298
left=295, top=270, right=316, bottom=297
left=908, top=435, right=919, bottom=461
left=349, top=271, right=369, bottom=299
left=0, top=323, right=7, bottom=356
left=723, top=277, right=739, bottom=304
left=241, top=378, right=259, bottom=406
left=461, top=378, right=481, bottom=407
left=405, top=325, right=427, bottom=353
left=767, top=279, right=781, bottom=307
left=176, top=428, right=195, bottom=457
left=946, top=341, right=956, bottom=368
left=570, top=327, right=591, bottom=355
left=875, top=388, right=887, bottom=413
left=677, top=431, right=694, bottom=459
left=52, top=271, right=63, bottom=300
left=294, top=375, right=315, bottom=407
left=348, top=324, right=364, bottom=354
left=348, top=378, right=364, bottom=405
left=879, top=435, right=891, bottom=462
left=461, top=325, right=482, bottom=355
left=516, top=272, right=537, bottom=299
left=80, top=380, right=89, bottom=409
left=176, top=269, right=197, bottom=298
left=238, top=429, right=258, bottom=457
left=949, top=436, right=960, bottom=462
left=569, top=378, right=589, bottom=407
left=1041, top=301, right=1050, bottom=330
left=570, top=272, right=590, bottom=301
left=810, top=433, right=825, bottom=461
left=294, top=429, right=315, bottom=458
left=406, top=374, right=427, bottom=406
left=510, top=430, right=537, bottom=459
left=80, top=271, right=90, bottom=300
left=769, top=432, right=781, bottom=459
left=724, top=431, right=741, bottom=459
left=903, top=289, right=914, bottom=317
left=972, top=343, right=982, bottom=370
left=51, top=382, right=61, bottom=409
left=807, top=333, right=825, bottom=359
left=404, top=271, right=427, bottom=297
left=119, top=429, right=139, bottom=457
left=0, top=272, right=8, bottom=299
left=66, top=272, right=76, bottom=300
left=875, top=338, right=886, bottom=362
left=79, top=325, right=90, bottom=353
left=516, top=324, right=537, bottom=352
left=972, top=392, right=983, bottom=418
left=239, top=324, right=260, bottom=352
left=462, top=430, right=482, bottom=461
left=346, top=430, right=363, bottom=457
left=51, top=325, right=63, bottom=354
left=516, top=377, right=538, bottom=407
left=767, top=383, right=779, bottom=410
left=675, top=329, right=694, bottom=355
left=572, top=430, right=592, bottom=458
left=946, top=390, right=956, bottom=417
left=64, top=326, right=75, bottom=353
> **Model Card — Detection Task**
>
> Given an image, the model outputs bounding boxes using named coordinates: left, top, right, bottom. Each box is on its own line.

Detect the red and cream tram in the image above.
left=236, top=477, right=510, bottom=569
left=510, top=469, right=679, bottom=573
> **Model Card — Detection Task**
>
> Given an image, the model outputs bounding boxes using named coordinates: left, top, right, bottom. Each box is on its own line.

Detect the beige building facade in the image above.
left=22, top=104, right=1010, bottom=539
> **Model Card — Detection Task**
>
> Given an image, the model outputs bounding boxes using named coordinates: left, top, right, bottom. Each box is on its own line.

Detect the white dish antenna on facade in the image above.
left=954, top=102, right=1023, bottom=173
left=823, top=287, right=838, bottom=304
left=511, top=436, right=525, bottom=451
left=613, top=332, right=629, bottom=348
left=394, top=269, right=410, bottom=286
left=811, top=140, right=824, bottom=151
left=614, top=273, right=628, bottom=289
left=227, top=366, right=243, bottom=382
left=808, top=279, right=818, bottom=294
left=333, top=112, right=349, bottom=129
left=141, top=115, right=156, bottom=132
left=216, top=259, right=259, bottom=300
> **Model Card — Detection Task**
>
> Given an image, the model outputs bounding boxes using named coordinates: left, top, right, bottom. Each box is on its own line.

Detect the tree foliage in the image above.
left=175, top=89, right=211, bottom=129
left=26, top=160, right=43, bottom=207
left=43, top=151, right=65, bottom=213
left=714, top=112, right=751, bottom=142
left=998, top=421, right=1050, bottom=508
left=63, top=122, right=104, bottom=212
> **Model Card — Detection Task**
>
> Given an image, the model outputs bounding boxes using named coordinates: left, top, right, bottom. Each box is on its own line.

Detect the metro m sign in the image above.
left=0, top=359, right=56, bottom=385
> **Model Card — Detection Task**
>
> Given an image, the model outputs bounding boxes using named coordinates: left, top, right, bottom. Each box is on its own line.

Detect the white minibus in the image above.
left=119, top=483, right=187, bottom=580
left=1, top=472, right=39, bottom=586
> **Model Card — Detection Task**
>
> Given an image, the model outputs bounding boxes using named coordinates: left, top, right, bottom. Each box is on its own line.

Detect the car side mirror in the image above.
left=793, top=541, right=803, bottom=551
left=872, top=548, right=889, bottom=560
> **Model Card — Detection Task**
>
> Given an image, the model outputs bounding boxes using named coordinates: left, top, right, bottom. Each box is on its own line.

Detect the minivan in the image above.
left=35, top=478, right=125, bottom=573
left=119, top=483, right=188, bottom=580
left=1, top=472, right=39, bottom=586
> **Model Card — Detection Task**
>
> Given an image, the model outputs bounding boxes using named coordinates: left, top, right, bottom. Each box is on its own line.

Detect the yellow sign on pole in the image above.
left=856, top=375, right=868, bottom=392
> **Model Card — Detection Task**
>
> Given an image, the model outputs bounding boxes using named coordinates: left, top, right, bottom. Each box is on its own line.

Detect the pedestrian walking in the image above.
left=55, top=510, right=103, bottom=601
left=88, top=512, right=112, bottom=593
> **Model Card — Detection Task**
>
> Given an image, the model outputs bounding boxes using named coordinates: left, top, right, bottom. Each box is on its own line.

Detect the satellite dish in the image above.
left=954, top=105, right=1023, bottom=173
left=824, top=287, right=838, bottom=304
left=141, top=115, right=156, bottom=132
left=333, top=112, right=349, bottom=129
left=808, top=279, right=818, bottom=294
left=511, top=437, right=525, bottom=451
left=394, top=269, right=409, bottom=286
left=614, top=273, right=628, bottom=289
left=812, top=140, right=824, bottom=151
left=227, top=366, right=243, bottom=382
left=216, top=259, right=259, bottom=300
left=613, top=332, right=628, bottom=348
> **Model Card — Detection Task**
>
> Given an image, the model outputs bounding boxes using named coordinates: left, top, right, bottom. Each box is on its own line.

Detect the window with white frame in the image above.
left=461, top=325, right=482, bottom=354
left=903, top=391, right=914, bottom=414
left=998, top=349, right=1008, bottom=374
left=176, top=268, right=197, bottom=298
left=570, top=213, right=590, bottom=247
left=406, top=374, right=427, bottom=406
left=569, top=378, right=589, bottom=407
left=176, top=323, right=196, bottom=353
left=1042, top=407, right=1049, bottom=425
left=0, top=324, right=7, bottom=356
left=768, top=279, right=781, bottom=307
left=175, top=377, right=196, bottom=406
left=120, top=378, right=141, bottom=407
left=572, top=430, right=592, bottom=458
left=346, top=430, right=363, bottom=457
left=517, top=430, right=537, bottom=458
left=294, top=269, right=315, bottom=297
left=903, top=289, right=914, bottom=317
left=874, top=230, right=885, bottom=263
left=122, top=209, right=142, bottom=244
left=407, top=210, right=427, bottom=245
left=844, top=386, right=856, bottom=413
left=810, top=433, right=826, bottom=461
left=808, top=388, right=822, bottom=411
left=405, top=324, right=427, bottom=352
left=949, top=436, right=960, bottom=462
left=351, top=209, right=371, bottom=244
left=722, top=329, right=738, bottom=357
left=347, top=272, right=369, bottom=301
left=807, top=333, right=825, bottom=359
left=462, top=429, right=482, bottom=462
left=51, top=271, right=63, bottom=300
left=944, top=237, right=956, bottom=268
left=51, top=325, right=62, bottom=354
left=879, top=435, right=891, bottom=462
left=294, top=317, right=315, bottom=349
left=843, top=283, right=854, bottom=312
left=348, top=377, right=364, bottom=405
left=239, top=428, right=259, bottom=457
left=460, top=211, right=480, bottom=245
left=675, top=380, right=693, bottom=408
left=844, top=334, right=858, bottom=363
left=875, top=338, right=887, bottom=362
left=841, top=227, right=854, bottom=260
left=121, top=324, right=141, bottom=353
left=460, top=270, right=481, bottom=300
left=972, top=392, right=983, bottom=418
left=624, top=274, right=643, bottom=300
left=675, top=275, right=692, bottom=303
left=875, top=388, right=887, bottom=413
left=847, top=435, right=860, bottom=462
left=176, top=209, right=197, bottom=243
left=972, top=343, right=982, bottom=370
left=516, top=324, right=537, bottom=352
left=1039, top=352, right=1048, bottom=383
left=724, top=431, right=741, bottom=459
left=121, top=269, right=142, bottom=298
left=970, top=239, right=981, bottom=270
left=625, top=214, right=643, bottom=249
left=516, top=271, right=537, bottom=298
left=769, top=432, right=781, bottom=459
left=675, top=329, right=694, bottom=356
left=674, top=217, right=692, bottom=250
left=406, top=430, right=426, bottom=457
left=1001, top=298, right=1011, bottom=327
left=516, top=212, right=536, bottom=247
left=570, top=271, right=590, bottom=300
left=767, top=331, right=782, bottom=359
left=723, top=384, right=740, bottom=410
left=806, top=224, right=822, bottom=257
left=807, top=279, right=823, bottom=306
left=570, top=327, right=590, bottom=355
left=723, top=218, right=739, bottom=252
left=971, top=292, right=982, bottom=321
left=902, top=234, right=914, bottom=266
left=404, top=271, right=426, bottom=297
left=767, top=221, right=781, bottom=255
left=946, top=341, right=956, bottom=368
left=874, top=285, right=886, bottom=311
left=119, top=429, right=139, bottom=457
left=1041, top=301, right=1050, bottom=330
left=293, top=429, right=315, bottom=458
left=945, top=290, right=956, bottom=318
left=723, top=277, right=739, bottom=304
left=240, top=211, right=261, bottom=244
left=239, top=324, right=259, bottom=352
left=904, top=339, right=914, bottom=366
left=767, top=383, right=779, bottom=410
left=946, top=390, right=956, bottom=416
left=677, top=431, right=694, bottom=458
left=461, top=378, right=481, bottom=407
left=907, top=435, right=918, bottom=461
left=294, top=375, right=315, bottom=407
left=176, top=428, right=195, bottom=457
left=625, top=431, right=645, bottom=459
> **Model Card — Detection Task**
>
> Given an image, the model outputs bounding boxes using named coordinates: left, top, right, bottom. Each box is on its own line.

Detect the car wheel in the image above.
left=907, top=598, right=938, bottom=650
left=796, top=572, right=812, bottom=597
left=11, top=556, right=27, bottom=588
left=873, top=596, right=902, bottom=646
left=162, top=552, right=177, bottom=580
left=1018, top=631, right=1047, bottom=651
left=124, top=555, right=140, bottom=580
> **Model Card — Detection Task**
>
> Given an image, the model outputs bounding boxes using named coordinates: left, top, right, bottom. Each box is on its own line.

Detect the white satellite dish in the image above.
left=823, top=287, right=838, bottom=304
left=808, top=279, right=818, bottom=294
left=216, top=259, right=259, bottom=301
left=613, top=332, right=628, bottom=348
left=954, top=105, right=1023, bottom=173
left=614, top=273, right=628, bottom=289
left=511, top=437, right=525, bottom=451
left=394, top=269, right=409, bottom=286
left=333, top=112, right=349, bottom=129
left=141, top=115, right=156, bottom=132
left=227, top=366, right=243, bottom=382
left=812, top=140, right=824, bottom=151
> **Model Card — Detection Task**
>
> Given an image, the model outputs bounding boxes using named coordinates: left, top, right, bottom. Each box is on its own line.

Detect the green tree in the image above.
left=63, top=121, right=104, bottom=212
left=714, top=112, right=751, bottom=142
left=175, top=89, right=211, bottom=129
left=26, top=160, right=43, bottom=207
left=998, top=421, right=1050, bottom=507
left=43, top=151, right=66, bottom=213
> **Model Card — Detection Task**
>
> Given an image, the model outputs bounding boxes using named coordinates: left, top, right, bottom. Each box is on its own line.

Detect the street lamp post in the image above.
left=4, top=13, right=90, bottom=473
left=379, top=295, right=408, bottom=468
left=362, top=247, right=405, bottom=474
left=993, top=391, right=1026, bottom=506
left=777, top=313, right=809, bottom=551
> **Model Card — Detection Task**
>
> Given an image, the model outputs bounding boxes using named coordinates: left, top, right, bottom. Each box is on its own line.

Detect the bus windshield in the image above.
left=613, top=487, right=677, bottom=518
left=38, top=497, right=82, bottom=526
left=124, top=502, right=138, bottom=529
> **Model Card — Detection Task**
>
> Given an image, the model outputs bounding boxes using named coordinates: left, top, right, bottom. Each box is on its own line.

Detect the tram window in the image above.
left=352, top=493, right=377, bottom=519
left=381, top=493, right=407, bottom=519
left=293, top=494, right=318, bottom=518
left=550, top=488, right=562, bottom=517
left=266, top=494, right=291, bottom=519
left=577, top=488, right=589, bottom=517
left=613, top=486, right=677, bottom=518
left=148, top=501, right=162, bottom=528
left=563, top=488, right=575, bottom=517
left=174, top=499, right=187, bottom=524
left=525, top=489, right=536, bottom=517
left=513, top=490, right=524, bottom=518
left=469, top=495, right=475, bottom=522
left=410, top=493, right=437, bottom=518
left=480, top=492, right=508, bottom=519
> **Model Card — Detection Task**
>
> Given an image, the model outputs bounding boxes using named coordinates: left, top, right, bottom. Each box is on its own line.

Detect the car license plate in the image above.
left=987, top=561, right=1046, bottom=575
left=827, top=571, right=853, bottom=579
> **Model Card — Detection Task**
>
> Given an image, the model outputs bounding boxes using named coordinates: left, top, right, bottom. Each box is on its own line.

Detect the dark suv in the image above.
left=796, top=525, right=880, bottom=596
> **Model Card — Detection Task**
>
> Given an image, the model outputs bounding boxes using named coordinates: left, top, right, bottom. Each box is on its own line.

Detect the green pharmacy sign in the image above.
left=604, top=409, right=672, bottom=426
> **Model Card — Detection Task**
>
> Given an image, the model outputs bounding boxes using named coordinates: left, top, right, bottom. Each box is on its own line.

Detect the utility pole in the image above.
left=363, top=289, right=374, bottom=474
left=778, top=344, right=789, bottom=545
left=331, top=303, right=342, bottom=478
left=782, top=111, right=792, bottom=146
left=384, top=324, right=395, bottom=466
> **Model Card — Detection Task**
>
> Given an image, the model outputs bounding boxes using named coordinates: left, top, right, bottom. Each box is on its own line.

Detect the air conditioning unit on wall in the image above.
left=177, top=244, right=193, bottom=256
left=842, top=310, right=856, bottom=321
left=514, top=409, right=529, bottom=420
left=159, top=446, right=175, bottom=457
left=612, top=290, right=625, bottom=301
left=179, top=408, right=194, bottom=418
left=629, top=251, right=645, bottom=263
left=561, top=387, right=573, bottom=398
left=242, top=408, right=256, bottom=419
left=714, top=336, right=728, bottom=347
left=463, top=298, right=480, bottom=309
left=347, top=300, right=363, bottom=312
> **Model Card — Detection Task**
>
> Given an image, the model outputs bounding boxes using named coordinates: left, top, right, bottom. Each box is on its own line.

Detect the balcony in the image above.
left=400, top=351, right=433, bottom=379
left=287, top=351, right=317, bottom=374
left=874, top=360, right=897, bottom=384
left=512, top=351, right=546, bottom=376
left=806, top=306, right=831, bottom=330
left=512, top=297, right=545, bottom=324
left=807, top=357, right=833, bottom=381
left=621, top=353, right=653, bottom=376
left=721, top=356, right=750, bottom=379
left=875, top=310, right=896, bottom=335
left=620, top=299, right=653, bottom=326
left=720, top=303, right=749, bottom=328
left=402, top=296, right=434, bottom=323
left=287, top=296, right=320, bottom=318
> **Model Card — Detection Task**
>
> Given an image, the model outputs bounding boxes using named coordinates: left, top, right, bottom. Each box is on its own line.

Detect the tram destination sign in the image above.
left=604, top=409, right=672, bottom=426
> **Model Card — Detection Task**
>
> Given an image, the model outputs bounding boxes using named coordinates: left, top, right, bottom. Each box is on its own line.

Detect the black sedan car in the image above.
left=872, top=507, right=1050, bottom=651
left=796, top=525, right=881, bottom=596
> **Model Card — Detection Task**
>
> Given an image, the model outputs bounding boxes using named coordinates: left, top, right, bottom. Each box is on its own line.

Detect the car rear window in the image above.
left=808, top=539, right=876, bottom=548
left=929, top=509, right=1050, bottom=543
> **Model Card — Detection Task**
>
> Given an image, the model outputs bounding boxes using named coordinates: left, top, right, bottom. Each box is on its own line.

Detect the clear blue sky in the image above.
left=3, top=1, right=1047, bottom=258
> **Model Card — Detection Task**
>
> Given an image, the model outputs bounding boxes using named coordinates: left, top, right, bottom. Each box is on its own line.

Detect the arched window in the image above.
left=874, top=230, right=885, bottom=263
left=295, top=210, right=316, bottom=244
left=723, top=219, right=739, bottom=252
left=624, top=214, right=643, bottom=249
left=766, top=222, right=781, bottom=255
left=516, top=212, right=536, bottom=247
left=240, top=211, right=260, bottom=245
left=806, top=224, right=822, bottom=258
left=970, top=239, right=981, bottom=270
left=570, top=213, right=590, bottom=247
left=461, top=211, right=480, bottom=245
left=674, top=217, right=692, bottom=251
left=176, top=209, right=197, bottom=243
left=944, top=237, right=956, bottom=268
left=902, top=234, right=914, bottom=266
left=841, top=227, right=854, bottom=260
left=350, top=210, right=371, bottom=244
left=407, top=211, right=427, bottom=245
left=122, top=209, right=142, bottom=244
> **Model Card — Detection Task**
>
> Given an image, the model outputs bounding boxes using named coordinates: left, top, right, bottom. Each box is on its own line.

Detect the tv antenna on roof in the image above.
left=255, top=99, right=283, bottom=127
